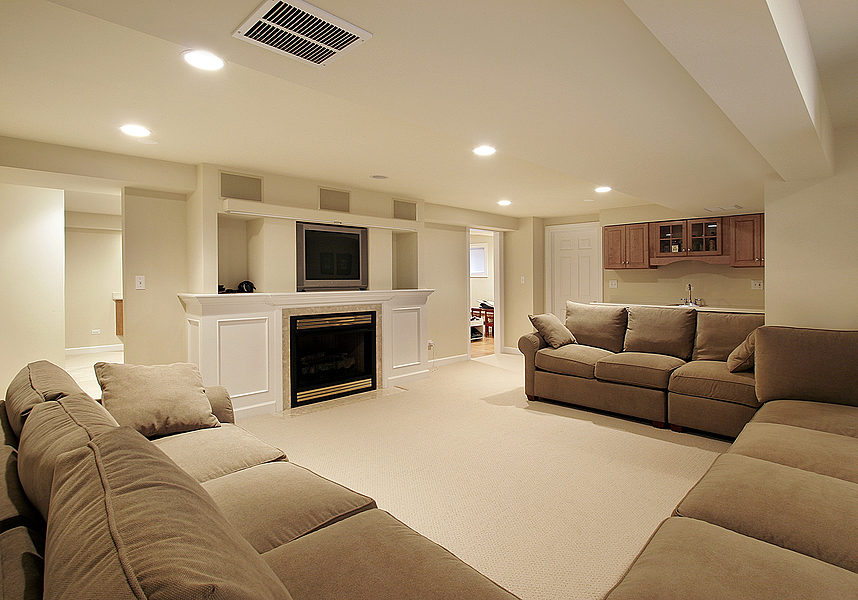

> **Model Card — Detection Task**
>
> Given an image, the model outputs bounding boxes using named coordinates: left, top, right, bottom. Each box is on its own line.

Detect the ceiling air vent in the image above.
left=234, top=0, right=372, bottom=67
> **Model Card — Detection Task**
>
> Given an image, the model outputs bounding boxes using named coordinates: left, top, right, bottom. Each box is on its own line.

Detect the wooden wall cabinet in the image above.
left=730, top=213, right=764, bottom=267
left=604, top=223, right=649, bottom=269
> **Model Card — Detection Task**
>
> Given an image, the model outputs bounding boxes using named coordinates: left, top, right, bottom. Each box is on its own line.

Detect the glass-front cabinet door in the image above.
left=654, top=220, right=686, bottom=257
left=687, top=217, right=722, bottom=255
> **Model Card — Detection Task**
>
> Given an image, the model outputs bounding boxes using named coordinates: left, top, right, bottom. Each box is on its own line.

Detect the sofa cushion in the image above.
left=623, top=306, right=696, bottom=360
left=752, top=400, right=858, bottom=438
left=44, top=426, right=293, bottom=600
left=4, top=361, right=87, bottom=439
left=605, top=517, right=858, bottom=600
left=0, top=400, right=17, bottom=447
left=755, top=326, right=858, bottom=406
left=152, top=423, right=286, bottom=482
left=262, top=509, right=518, bottom=600
left=0, top=526, right=44, bottom=600
left=528, top=313, right=575, bottom=348
left=729, top=422, right=858, bottom=483
left=0, top=445, right=40, bottom=530
left=692, top=312, right=764, bottom=361
left=96, top=362, right=220, bottom=438
left=17, top=394, right=118, bottom=519
left=565, top=302, right=627, bottom=353
left=668, top=361, right=758, bottom=408
left=727, top=329, right=757, bottom=372
left=535, top=345, right=614, bottom=379
left=594, top=352, right=685, bottom=390
left=203, top=461, right=376, bottom=553
left=675, top=453, right=858, bottom=573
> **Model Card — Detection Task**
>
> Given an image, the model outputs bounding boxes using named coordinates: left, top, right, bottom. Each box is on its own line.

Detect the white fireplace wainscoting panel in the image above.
left=179, top=290, right=433, bottom=419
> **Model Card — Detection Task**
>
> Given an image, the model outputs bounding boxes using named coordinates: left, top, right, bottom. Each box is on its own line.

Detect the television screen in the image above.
left=304, top=229, right=362, bottom=281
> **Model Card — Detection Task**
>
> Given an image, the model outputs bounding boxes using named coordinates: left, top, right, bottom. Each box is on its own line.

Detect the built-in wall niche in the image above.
left=217, top=214, right=249, bottom=290
left=393, top=231, right=418, bottom=289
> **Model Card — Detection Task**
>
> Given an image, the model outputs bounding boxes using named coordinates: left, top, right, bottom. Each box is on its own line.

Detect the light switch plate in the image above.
left=520, top=275, right=526, bottom=284
left=609, top=279, right=618, bottom=289
left=751, top=279, right=763, bottom=290
left=135, top=275, right=146, bottom=290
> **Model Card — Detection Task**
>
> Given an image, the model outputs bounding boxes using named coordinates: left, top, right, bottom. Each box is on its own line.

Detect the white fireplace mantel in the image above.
left=179, top=290, right=434, bottom=418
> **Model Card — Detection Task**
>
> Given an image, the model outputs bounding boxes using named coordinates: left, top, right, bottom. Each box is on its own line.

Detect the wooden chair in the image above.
left=483, top=308, right=494, bottom=337
left=471, top=308, right=482, bottom=319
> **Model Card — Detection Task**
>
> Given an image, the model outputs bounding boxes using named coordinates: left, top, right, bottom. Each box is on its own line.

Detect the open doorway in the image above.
left=64, top=190, right=124, bottom=398
left=468, top=229, right=498, bottom=359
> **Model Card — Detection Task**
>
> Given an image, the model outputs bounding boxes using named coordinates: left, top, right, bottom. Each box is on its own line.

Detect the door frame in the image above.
left=466, top=229, right=503, bottom=358
left=544, top=222, right=603, bottom=319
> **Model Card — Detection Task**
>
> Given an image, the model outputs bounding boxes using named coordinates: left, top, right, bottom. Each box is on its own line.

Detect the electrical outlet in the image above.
left=135, top=275, right=146, bottom=290
left=608, top=279, right=618, bottom=289
left=751, top=280, right=763, bottom=290
left=91, top=329, right=101, bottom=335
left=427, top=339, right=435, bottom=350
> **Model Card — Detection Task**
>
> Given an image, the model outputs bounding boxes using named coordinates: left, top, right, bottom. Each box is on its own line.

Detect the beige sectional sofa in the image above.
left=606, top=325, right=858, bottom=598
left=519, top=302, right=764, bottom=436
left=1, top=361, right=519, bottom=600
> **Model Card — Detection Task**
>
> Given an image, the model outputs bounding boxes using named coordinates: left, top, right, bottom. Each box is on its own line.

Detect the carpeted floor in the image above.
left=242, top=354, right=728, bottom=600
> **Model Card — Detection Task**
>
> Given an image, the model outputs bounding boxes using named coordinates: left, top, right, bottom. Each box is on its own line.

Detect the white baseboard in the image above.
left=66, top=344, right=124, bottom=355
left=388, top=369, right=430, bottom=385
left=430, top=353, right=468, bottom=367
left=502, top=346, right=522, bottom=355
left=233, top=400, right=277, bottom=420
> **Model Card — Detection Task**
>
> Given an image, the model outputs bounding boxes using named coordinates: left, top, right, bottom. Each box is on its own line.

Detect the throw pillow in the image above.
left=95, top=362, right=219, bottom=438
left=528, top=313, right=576, bottom=348
left=727, top=329, right=757, bottom=372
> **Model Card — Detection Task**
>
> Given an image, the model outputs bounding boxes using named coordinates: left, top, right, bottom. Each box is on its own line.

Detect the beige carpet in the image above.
left=242, top=354, right=728, bottom=600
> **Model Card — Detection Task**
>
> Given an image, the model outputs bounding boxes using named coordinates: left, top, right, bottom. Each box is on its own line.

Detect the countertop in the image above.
left=592, top=302, right=764, bottom=314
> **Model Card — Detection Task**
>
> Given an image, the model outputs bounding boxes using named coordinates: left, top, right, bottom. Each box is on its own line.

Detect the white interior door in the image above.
left=545, top=223, right=603, bottom=319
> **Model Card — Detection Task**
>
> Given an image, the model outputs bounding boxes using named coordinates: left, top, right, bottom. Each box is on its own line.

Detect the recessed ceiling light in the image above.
left=473, top=145, right=496, bottom=157
left=370, top=174, right=388, bottom=179
left=120, top=124, right=151, bottom=137
left=594, top=186, right=612, bottom=193
left=497, top=199, right=512, bottom=206
left=183, top=49, right=225, bottom=71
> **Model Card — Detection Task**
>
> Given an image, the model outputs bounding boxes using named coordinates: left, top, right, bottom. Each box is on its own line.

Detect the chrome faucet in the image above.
left=687, top=283, right=693, bottom=304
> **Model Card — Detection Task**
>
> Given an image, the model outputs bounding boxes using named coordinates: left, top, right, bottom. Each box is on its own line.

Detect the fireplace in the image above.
left=289, top=311, right=377, bottom=407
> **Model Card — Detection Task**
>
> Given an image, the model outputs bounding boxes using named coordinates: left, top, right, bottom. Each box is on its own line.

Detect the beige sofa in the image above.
left=606, top=325, right=858, bottom=598
left=519, top=302, right=764, bottom=437
left=1, top=361, right=519, bottom=600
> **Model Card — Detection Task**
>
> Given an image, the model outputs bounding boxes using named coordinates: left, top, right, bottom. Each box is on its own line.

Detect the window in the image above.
left=470, top=244, right=488, bottom=277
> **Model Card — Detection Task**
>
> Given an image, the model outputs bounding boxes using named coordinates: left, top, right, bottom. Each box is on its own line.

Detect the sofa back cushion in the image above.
left=565, top=302, right=627, bottom=353
left=0, top=526, right=44, bottom=600
left=4, top=361, right=87, bottom=439
left=623, top=306, right=696, bottom=360
left=755, top=326, right=858, bottom=406
left=44, top=426, right=293, bottom=600
left=17, top=394, right=118, bottom=520
left=96, top=362, right=220, bottom=438
left=692, top=312, right=765, bottom=361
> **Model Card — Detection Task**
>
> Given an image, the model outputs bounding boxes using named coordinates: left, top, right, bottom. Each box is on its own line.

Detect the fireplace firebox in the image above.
left=289, top=311, right=376, bottom=407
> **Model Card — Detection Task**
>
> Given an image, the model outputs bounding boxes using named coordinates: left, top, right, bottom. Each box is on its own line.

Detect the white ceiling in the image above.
left=1, top=0, right=854, bottom=218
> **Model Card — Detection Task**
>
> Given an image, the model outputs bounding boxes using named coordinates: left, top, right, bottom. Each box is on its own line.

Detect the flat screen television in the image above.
left=296, top=222, right=368, bottom=291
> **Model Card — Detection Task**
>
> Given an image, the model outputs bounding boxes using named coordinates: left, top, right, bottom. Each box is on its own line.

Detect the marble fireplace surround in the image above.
left=179, top=290, right=433, bottom=418
left=282, top=303, right=383, bottom=408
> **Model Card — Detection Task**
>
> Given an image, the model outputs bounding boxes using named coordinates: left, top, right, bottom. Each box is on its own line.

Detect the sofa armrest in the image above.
left=204, top=386, right=235, bottom=424
left=518, top=333, right=548, bottom=398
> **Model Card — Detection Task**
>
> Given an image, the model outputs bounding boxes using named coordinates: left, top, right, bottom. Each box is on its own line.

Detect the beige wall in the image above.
left=65, top=218, right=123, bottom=349
left=122, top=188, right=188, bottom=365
left=217, top=215, right=248, bottom=289
left=0, top=183, right=65, bottom=387
left=503, top=217, right=545, bottom=350
left=246, top=218, right=296, bottom=292
left=765, top=126, right=858, bottom=328
left=421, top=224, right=468, bottom=360
left=469, top=232, right=495, bottom=307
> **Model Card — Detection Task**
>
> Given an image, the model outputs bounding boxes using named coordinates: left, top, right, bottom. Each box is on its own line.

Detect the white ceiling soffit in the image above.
left=234, top=0, right=371, bottom=67
left=625, top=0, right=834, bottom=181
